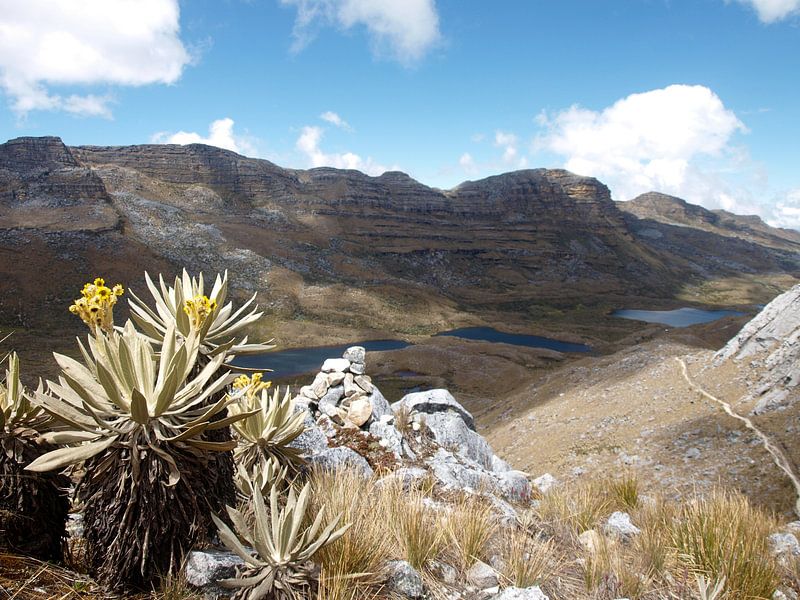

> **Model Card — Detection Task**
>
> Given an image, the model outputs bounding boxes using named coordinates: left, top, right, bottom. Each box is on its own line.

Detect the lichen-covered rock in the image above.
left=343, top=346, right=366, bottom=364
left=184, top=549, right=245, bottom=593
left=532, top=473, right=557, bottom=494
left=605, top=511, right=641, bottom=539
left=369, top=417, right=404, bottom=457
left=423, top=411, right=494, bottom=469
left=322, top=358, right=351, bottom=373
left=309, top=446, right=374, bottom=478
left=386, top=560, right=424, bottom=598
left=288, top=409, right=329, bottom=455
left=490, top=586, right=550, bottom=600
left=376, top=467, right=429, bottom=491
left=495, top=469, right=532, bottom=503
left=466, top=560, right=498, bottom=589
left=715, top=284, right=800, bottom=413
left=392, top=389, right=476, bottom=430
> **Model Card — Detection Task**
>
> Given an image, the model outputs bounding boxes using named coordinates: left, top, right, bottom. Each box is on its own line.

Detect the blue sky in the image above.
left=1, top=0, right=799, bottom=227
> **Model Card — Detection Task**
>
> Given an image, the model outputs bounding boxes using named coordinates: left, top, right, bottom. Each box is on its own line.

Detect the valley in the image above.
left=2, top=135, right=800, bottom=517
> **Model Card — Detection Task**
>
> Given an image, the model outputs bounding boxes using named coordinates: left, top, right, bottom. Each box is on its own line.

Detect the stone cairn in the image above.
left=293, top=346, right=388, bottom=428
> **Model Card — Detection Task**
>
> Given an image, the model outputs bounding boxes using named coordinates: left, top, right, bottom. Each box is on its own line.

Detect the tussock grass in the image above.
left=444, top=495, right=497, bottom=569
left=535, top=478, right=613, bottom=538
left=609, top=471, right=640, bottom=511
left=671, top=488, right=779, bottom=599
left=498, top=528, right=559, bottom=588
left=309, top=469, right=393, bottom=589
left=386, top=486, right=444, bottom=571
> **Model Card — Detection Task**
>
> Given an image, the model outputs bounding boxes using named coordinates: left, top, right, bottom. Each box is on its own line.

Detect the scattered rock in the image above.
left=386, top=560, right=424, bottom=599
left=685, top=447, right=701, bottom=460
left=495, top=470, right=532, bottom=503
left=377, top=467, right=429, bottom=491
left=184, top=549, right=245, bottom=592
left=490, top=587, right=549, bottom=600
left=466, top=560, right=498, bottom=589
left=430, top=560, right=458, bottom=585
left=578, top=529, right=603, bottom=554
left=532, top=473, right=557, bottom=494
left=605, top=512, right=641, bottom=539
left=768, top=532, right=800, bottom=559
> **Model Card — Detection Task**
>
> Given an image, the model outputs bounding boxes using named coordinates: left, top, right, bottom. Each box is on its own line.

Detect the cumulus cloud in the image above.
left=0, top=0, right=191, bottom=117
left=151, top=118, right=258, bottom=156
left=296, top=125, right=390, bottom=175
left=535, top=84, right=747, bottom=207
left=733, top=0, right=800, bottom=22
left=320, top=110, right=352, bottom=130
left=280, top=0, right=441, bottom=64
left=494, top=130, right=528, bottom=168
left=458, top=152, right=478, bottom=176
left=769, top=188, right=800, bottom=229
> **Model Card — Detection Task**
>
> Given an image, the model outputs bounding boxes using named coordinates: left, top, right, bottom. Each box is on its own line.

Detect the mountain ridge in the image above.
left=1, top=135, right=799, bottom=363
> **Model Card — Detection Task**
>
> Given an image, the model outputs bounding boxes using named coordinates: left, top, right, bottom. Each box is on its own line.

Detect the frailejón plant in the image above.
left=0, top=351, right=69, bottom=560
left=27, top=320, right=254, bottom=590
left=213, top=482, right=349, bottom=600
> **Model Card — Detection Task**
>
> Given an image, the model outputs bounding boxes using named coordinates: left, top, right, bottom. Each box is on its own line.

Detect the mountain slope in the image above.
left=1, top=136, right=799, bottom=354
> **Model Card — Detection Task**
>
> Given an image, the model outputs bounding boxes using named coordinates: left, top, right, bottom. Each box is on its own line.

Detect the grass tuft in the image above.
left=671, top=488, right=779, bottom=599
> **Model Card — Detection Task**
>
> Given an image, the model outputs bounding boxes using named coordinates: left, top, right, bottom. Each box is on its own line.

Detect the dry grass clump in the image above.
left=444, top=495, right=497, bottom=569
left=388, top=487, right=445, bottom=571
left=671, top=488, right=780, bottom=599
left=309, top=468, right=394, bottom=590
left=534, top=478, right=613, bottom=539
left=497, top=528, right=560, bottom=588
left=608, top=471, right=640, bottom=511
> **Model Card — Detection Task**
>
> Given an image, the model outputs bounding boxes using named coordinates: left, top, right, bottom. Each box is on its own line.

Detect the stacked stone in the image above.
left=295, top=346, right=391, bottom=428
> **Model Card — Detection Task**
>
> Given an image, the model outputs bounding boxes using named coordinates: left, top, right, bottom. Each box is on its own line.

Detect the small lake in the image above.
left=435, top=327, right=592, bottom=353
left=235, top=327, right=591, bottom=379
left=612, top=308, right=744, bottom=327
left=233, top=339, right=410, bottom=379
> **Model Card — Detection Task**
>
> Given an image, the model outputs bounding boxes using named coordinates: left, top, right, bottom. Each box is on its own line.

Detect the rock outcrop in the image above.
left=4, top=136, right=799, bottom=342
left=716, top=284, right=800, bottom=413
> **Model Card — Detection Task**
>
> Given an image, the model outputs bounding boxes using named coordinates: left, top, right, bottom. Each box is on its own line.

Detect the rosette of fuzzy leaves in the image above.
left=213, top=482, right=349, bottom=600
left=27, top=322, right=255, bottom=590
left=0, top=352, right=69, bottom=560
left=230, top=386, right=307, bottom=486
left=128, top=270, right=274, bottom=357
left=127, top=270, right=275, bottom=517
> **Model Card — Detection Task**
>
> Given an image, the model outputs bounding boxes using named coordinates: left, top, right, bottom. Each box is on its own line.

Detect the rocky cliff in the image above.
left=1, top=136, right=799, bottom=342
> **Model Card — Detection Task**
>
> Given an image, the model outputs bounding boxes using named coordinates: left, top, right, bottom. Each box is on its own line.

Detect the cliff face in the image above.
left=0, top=136, right=798, bottom=334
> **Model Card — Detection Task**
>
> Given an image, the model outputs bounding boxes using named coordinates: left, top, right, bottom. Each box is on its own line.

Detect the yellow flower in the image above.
left=69, top=277, right=125, bottom=335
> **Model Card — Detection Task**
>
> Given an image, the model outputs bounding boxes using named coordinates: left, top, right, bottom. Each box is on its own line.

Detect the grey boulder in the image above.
left=392, top=389, right=476, bottom=430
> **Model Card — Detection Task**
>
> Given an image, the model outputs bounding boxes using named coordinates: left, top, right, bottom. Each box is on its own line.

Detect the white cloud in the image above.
left=459, top=152, right=478, bottom=176
left=535, top=84, right=747, bottom=207
left=769, top=189, right=800, bottom=229
left=494, top=130, right=528, bottom=168
left=732, top=0, right=800, bottom=22
left=320, top=110, right=352, bottom=130
left=280, top=0, right=441, bottom=64
left=0, top=0, right=190, bottom=117
left=296, top=125, right=390, bottom=175
left=151, top=118, right=258, bottom=156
